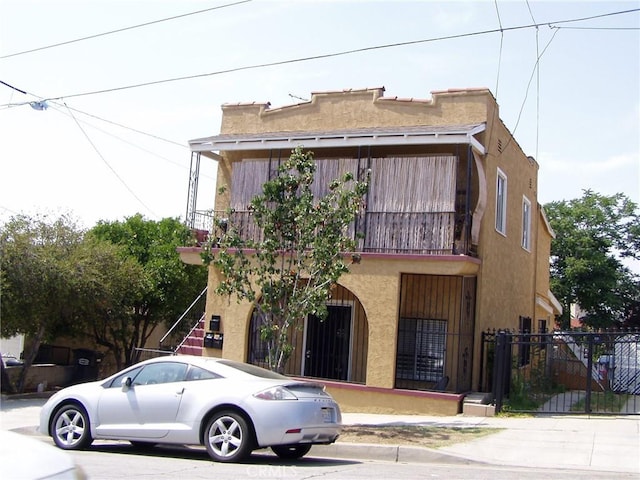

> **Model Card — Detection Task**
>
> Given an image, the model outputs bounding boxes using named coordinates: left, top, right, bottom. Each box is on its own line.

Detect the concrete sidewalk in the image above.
left=2, top=395, right=639, bottom=474
left=322, top=412, right=640, bottom=474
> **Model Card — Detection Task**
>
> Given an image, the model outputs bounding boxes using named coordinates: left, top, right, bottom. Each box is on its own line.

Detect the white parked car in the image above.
left=0, top=430, right=86, bottom=479
left=39, top=356, right=342, bottom=463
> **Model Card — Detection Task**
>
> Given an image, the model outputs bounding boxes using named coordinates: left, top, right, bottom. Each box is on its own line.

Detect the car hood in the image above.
left=0, top=430, right=83, bottom=479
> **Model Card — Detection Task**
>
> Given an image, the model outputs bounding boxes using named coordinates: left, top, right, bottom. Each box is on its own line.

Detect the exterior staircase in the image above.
left=159, top=287, right=207, bottom=357
left=175, top=315, right=206, bottom=356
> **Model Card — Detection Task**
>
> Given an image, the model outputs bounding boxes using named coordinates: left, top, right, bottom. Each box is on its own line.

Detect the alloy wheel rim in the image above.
left=209, top=416, right=242, bottom=457
left=55, top=410, right=85, bottom=446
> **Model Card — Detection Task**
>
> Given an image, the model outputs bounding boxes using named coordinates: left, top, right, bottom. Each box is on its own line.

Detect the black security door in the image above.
left=304, top=305, right=351, bottom=381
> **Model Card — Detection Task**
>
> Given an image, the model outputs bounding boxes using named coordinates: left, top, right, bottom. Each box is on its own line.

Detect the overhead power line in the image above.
left=0, top=0, right=253, bottom=59
left=40, top=7, right=639, bottom=102
left=0, top=80, right=26, bottom=94
left=48, top=103, right=189, bottom=169
left=51, top=102, right=188, bottom=148
left=64, top=103, right=159, bottom=219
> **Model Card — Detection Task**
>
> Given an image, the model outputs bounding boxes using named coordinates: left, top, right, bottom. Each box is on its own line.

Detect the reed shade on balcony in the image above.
left=366, top=155, right=457, bottom=253
left=230, top=155, right=457, bottom=253
left=231, top=159, right=270, bottom=210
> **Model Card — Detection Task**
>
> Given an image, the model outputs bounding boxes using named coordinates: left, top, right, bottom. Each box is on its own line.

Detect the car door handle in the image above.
left=176, top=387, right=185, bottom=395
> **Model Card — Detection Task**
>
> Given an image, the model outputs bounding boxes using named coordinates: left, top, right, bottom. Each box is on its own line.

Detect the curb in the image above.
left=310, top=441, right=486, bottom=465
left=1, top=392, right=55, bottom=401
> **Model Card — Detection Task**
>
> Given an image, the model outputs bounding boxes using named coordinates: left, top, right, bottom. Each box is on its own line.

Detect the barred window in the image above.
left=396, top=318, right=446, bottom=382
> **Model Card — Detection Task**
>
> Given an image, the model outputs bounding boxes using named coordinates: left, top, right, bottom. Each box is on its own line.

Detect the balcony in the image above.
left=189, top=209, right=473, bottom=256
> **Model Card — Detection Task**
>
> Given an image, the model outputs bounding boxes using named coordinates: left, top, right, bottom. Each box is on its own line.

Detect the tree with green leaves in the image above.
left=1, top=213, right=87, bottom=392
left=88, top=215, right=207, bottom=369
left=202, top=147, right=369, bottom=373
left=544, top=190, right=640, bottom=329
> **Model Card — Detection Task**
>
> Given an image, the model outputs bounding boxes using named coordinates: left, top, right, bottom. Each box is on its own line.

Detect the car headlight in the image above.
left=253, top=386, right=298, bottom=400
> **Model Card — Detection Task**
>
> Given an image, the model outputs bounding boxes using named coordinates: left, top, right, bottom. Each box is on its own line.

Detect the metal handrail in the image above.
left=173, top=312, right=207, bottom=354
left=160, top=286, right=207, bottom=345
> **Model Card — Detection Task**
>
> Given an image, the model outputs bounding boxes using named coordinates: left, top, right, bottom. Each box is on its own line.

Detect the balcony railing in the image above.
left=190, top=209, right=471, bottom=256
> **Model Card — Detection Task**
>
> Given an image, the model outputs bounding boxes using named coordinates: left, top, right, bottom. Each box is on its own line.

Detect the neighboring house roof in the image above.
left=537, top=290, right=563, bottom=316
left=189, top=123, right=486, bottom=154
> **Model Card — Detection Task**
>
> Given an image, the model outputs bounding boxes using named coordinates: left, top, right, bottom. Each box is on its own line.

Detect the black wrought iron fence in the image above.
left=482, top=329, right=640, bottom=415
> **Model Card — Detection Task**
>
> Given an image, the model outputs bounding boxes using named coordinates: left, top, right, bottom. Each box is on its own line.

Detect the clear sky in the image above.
left=1, top=0, right=638, bottom=231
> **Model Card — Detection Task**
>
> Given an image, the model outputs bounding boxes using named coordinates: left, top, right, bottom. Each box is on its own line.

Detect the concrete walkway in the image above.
left=2, top=395, right=639, bottom=474
left=328, top=411, right=640, bottom=474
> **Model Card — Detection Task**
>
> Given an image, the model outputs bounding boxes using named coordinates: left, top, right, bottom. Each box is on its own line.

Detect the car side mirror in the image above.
left=121, top=377, right=132, bottom=391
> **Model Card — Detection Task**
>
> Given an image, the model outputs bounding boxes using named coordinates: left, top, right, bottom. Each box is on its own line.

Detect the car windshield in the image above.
left=215, top=360, right=287, bottom=379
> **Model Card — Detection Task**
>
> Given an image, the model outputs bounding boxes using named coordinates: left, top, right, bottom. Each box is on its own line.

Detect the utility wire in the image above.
left=48, top=103, right=190, bottom=170
left=64, top=102, right=159, bottom=219
left=0, top=0, right=253, bottom=59
left=48, top=103, right=214, bottom=181
left=0, top=80, right=26, bottom=94
left=49, top=101, right=188, bottom=148
left=504, top=28, right=560, bottom=153
left=493, top=0, right=504, bottom=98
left=40, top=7, right=640, bottom=102
left=0, top=80, right=189, bottom=148
left=552, top=26, right=640, bottom=30
left=525, top=0, right=540, bottom=161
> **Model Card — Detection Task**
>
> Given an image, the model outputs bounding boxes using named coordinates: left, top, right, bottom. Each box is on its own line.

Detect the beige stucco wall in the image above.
left=534, top=209, right=558, bottom=329
left=220, top=87, right=491, bottom=134
left=473, top=119, right=540, bottom=331
left=204, top=253, right=480, bottom=390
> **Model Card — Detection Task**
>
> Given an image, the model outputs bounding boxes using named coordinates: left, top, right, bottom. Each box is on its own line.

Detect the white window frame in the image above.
left=495, top=168, right=507, bottom=235
left=522, top=195, right=532, bottom=251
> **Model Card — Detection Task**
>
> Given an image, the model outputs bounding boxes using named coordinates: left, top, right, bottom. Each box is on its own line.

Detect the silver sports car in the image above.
left=39, top=356, right=342, bottom=462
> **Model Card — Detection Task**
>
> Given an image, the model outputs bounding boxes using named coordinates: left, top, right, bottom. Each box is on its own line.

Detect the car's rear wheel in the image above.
left=204, top=411, right=253, bottom=463
left=271, top=444, right=312, bottom=459
left=51, top=404, right=93, bottom=450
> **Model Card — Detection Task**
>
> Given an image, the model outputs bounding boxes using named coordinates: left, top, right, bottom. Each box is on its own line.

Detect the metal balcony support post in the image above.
left=185, top=151, right=201, bottom=228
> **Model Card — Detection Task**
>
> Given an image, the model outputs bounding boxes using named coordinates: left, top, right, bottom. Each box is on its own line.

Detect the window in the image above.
left=538, top=319, right=547, bottom=334
left=186, top=365, right=221, bottom=381
left=522, top=196, right=532, bottom=250
left=396, top=318, right=446, bottom=382
left=107, top=366, right=143, bottom=388
left=496, top=169, right=507, bottom=234
left=132, top=362, right=188, bottom=386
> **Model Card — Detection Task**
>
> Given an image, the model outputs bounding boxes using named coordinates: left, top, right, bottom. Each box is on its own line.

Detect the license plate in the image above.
left=321, top=407, right=333, bottom=423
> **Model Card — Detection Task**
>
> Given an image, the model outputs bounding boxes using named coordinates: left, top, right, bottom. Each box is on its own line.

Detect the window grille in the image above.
left=396, top=318, right=447, bottom=382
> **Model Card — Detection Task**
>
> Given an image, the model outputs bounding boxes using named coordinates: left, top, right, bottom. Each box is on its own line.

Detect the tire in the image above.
left=204, top=411, right=253, bottom=463
left=51, top=404, right=93, bottom=450
left=271, top=444, right=312, bottom=459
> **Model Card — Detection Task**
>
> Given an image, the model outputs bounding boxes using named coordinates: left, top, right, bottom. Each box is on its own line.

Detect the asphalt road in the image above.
left=2, top=396, right=638, bottom=480
left=3, top=427, right=636, bottom=480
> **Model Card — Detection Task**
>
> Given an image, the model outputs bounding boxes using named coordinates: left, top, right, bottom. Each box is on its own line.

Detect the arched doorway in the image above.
left=247, top=284, right=368, bottom=383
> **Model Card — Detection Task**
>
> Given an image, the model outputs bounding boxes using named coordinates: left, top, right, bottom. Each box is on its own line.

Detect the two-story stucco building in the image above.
left=177, top=87, right=561, bottom=415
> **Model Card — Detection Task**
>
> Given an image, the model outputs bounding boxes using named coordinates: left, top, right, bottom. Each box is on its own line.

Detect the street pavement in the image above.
left=1, top=394, right=638, bottom=475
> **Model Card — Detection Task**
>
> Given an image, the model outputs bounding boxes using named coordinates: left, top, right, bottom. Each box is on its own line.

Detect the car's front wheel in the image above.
left=271, top=444, right=312, bottom=459
left=51, top=404, right=93, bottom=450
left=204, top=411, right=253, bottom=463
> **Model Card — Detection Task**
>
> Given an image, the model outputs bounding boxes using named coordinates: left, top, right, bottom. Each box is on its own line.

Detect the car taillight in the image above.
left=253, top=386, right=298, bottom=400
